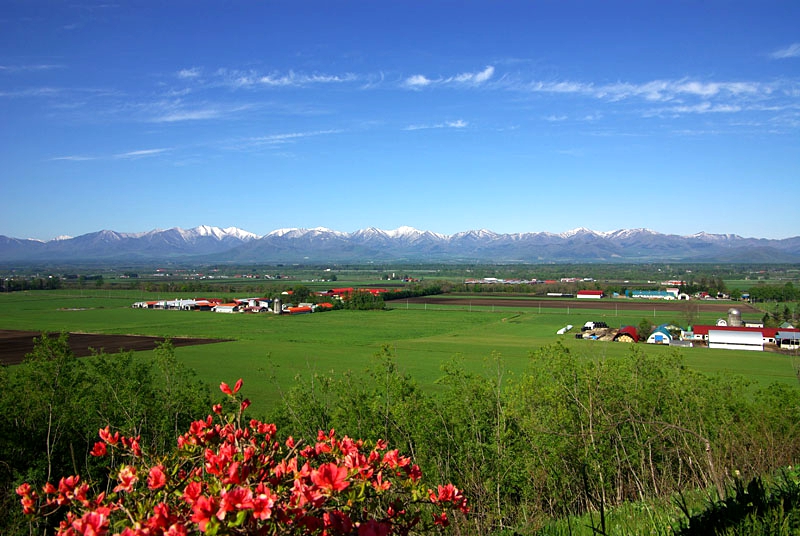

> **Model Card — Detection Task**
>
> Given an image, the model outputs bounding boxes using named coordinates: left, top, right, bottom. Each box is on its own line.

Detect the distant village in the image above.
left=569, top=307, right=799, bottom=353
left=131, top=287, right=386, bottom=315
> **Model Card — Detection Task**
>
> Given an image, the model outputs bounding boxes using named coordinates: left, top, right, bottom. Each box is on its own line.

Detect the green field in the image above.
left=1, top=290, right=797, bottom=415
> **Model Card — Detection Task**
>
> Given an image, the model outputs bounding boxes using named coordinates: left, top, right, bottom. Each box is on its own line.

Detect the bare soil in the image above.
left=0, top=330, right=231, bottom=366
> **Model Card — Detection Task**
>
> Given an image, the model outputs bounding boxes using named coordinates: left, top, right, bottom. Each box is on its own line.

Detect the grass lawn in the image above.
left=1, top=290, right=797, bottom=415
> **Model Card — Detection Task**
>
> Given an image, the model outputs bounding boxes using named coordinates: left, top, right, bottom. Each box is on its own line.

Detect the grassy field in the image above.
left=1, top=290, right=797, bottom=415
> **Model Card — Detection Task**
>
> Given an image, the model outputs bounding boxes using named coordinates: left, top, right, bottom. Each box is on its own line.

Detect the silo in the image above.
left=728, top=307, right=742, bottom=327
left=273, top=298, right=282, bottom=314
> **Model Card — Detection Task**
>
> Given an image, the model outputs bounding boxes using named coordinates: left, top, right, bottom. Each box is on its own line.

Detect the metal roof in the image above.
left=708, top=330, right=763, bottom=343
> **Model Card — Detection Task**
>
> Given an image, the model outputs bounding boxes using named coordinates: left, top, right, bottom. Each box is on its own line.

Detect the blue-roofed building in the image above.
left=647, top=326, right=673, bottom=345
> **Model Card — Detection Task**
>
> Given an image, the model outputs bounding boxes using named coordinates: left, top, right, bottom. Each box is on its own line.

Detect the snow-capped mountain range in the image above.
left=1, top=225, right=799, bottom=264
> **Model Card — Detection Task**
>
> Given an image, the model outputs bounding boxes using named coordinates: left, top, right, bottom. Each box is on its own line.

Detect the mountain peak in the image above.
left=2, top=225, right=797, bottom=264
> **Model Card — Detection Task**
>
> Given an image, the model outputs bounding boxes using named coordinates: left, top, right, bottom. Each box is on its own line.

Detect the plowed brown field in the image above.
left=0, top=330, right=230, bottom=366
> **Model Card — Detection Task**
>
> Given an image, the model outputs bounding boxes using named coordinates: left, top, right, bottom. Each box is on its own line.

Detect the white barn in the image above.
left=708, top=330, right=763, bottom=352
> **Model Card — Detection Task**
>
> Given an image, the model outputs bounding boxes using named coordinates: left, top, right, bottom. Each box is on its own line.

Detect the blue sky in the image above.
left=1, top=1, right=799, bottom=241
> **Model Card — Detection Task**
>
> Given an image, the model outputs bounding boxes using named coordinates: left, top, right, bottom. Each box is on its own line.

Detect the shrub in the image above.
left=17, top=380, right=468, bottom=535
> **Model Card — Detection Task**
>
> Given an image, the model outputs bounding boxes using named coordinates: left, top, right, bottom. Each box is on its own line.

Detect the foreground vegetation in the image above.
left=3, top=334, right=799, bottom=534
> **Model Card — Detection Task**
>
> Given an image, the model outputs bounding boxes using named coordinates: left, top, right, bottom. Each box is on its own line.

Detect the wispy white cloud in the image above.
left=114, top=148, right=170, bottom=159
left=151, top=108, right=226, bottom=123
left=404, top=119, right=468, bottom=131
left=770, top=43, right=800, bottom=59
left=256, top=72, right=354, bottom=87
left=650, top=102, right=743, bottom=115
left=404, top=66, right=495, bottom=89
left=212, top=68, right=357, bottom=89
left=524, top=77, right=771, bottom=107
left=50, top=155, right=97, bottom=161
left=234, top=129, right=343, bottom=149
left=147, top=99, right=254, bottom=123
left=0, top=64, right=64, bottom=73
left=51, top=148, right=169, bottom=161
left=0, top=87, right=62, bottom=98
left=177, top=67, right=202, bottom=79
left=452, top=65, right=495, bottom=84
left=403, top=74, right=434, bottom=89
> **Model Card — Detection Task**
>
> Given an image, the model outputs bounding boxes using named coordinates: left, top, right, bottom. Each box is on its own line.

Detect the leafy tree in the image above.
left=290, top=284, right=312, bottom=304
left=342, top=290, right=385, bottom=310
left=638, top=318, right=654, bottom=340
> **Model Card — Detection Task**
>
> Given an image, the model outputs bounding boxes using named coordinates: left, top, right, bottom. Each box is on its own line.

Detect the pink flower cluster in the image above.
left=17, top=379, right=468, bottom=535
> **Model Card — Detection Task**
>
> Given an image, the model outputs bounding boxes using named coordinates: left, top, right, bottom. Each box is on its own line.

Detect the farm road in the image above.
left=0, top=330, right=230, bottom=366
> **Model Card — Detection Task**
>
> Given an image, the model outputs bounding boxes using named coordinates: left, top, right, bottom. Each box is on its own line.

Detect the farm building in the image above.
left=708, top=329, right=763, bottom=351
left=625, top=289, right=679, bottom=300
left=613, top=326, right=638, bottom=343
left=212, top=303, right=240, bottom=313
left=647, top=326, right=673, bottom=345
left=690, top=325, right=791, bottom=345
left=284, top=306, right=313, bottom=315
left=577, top=290, right=604, bottom=299
left=777, top=331, right=800, bottom=350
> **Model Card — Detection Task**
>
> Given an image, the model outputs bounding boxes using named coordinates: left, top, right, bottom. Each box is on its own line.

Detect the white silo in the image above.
left=728, top=308, right=742, bottom=327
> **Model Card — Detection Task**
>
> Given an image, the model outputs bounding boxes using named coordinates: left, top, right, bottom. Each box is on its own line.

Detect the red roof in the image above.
left=691, top=325, right=799, bottom=337
left=615, top=325, right=639, bottom=341
left=577, top=290, right=604, bottom=296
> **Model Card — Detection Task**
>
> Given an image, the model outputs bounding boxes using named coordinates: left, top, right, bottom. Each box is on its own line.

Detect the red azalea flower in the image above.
left=219, top=381, right=233, bottom=396
left=147, top=465, right=167, bottom=490
left=146, top=502, right=173, bottom=531
left=252, top=483, right=277, bottom=521
left=190, top=495, right=217, bottom=531
left=233, top=378, right=243, bottom=393
left=58, top=475, right=81, bottom=505
left=217, top=486, right=253, bottom=520
left=98, top=426, right=119, bottom=446
left=71, top=507, right=111, bottom=536
left=182, top=481, right=202, bottom=505
left=371, top=471, right=391, bottom=492
left=406, top=464, right=422, bottom=482
left=90, top=442, right=107, bottom=457
left=113, top=466, right=137, bottom=493
left=165, top=523, right=188, bottom=536
left=433, top=511, right=449, bottom=527
left=311, top=462, right=350, bottom=493
left=15, top=482, right=32, bottom=497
